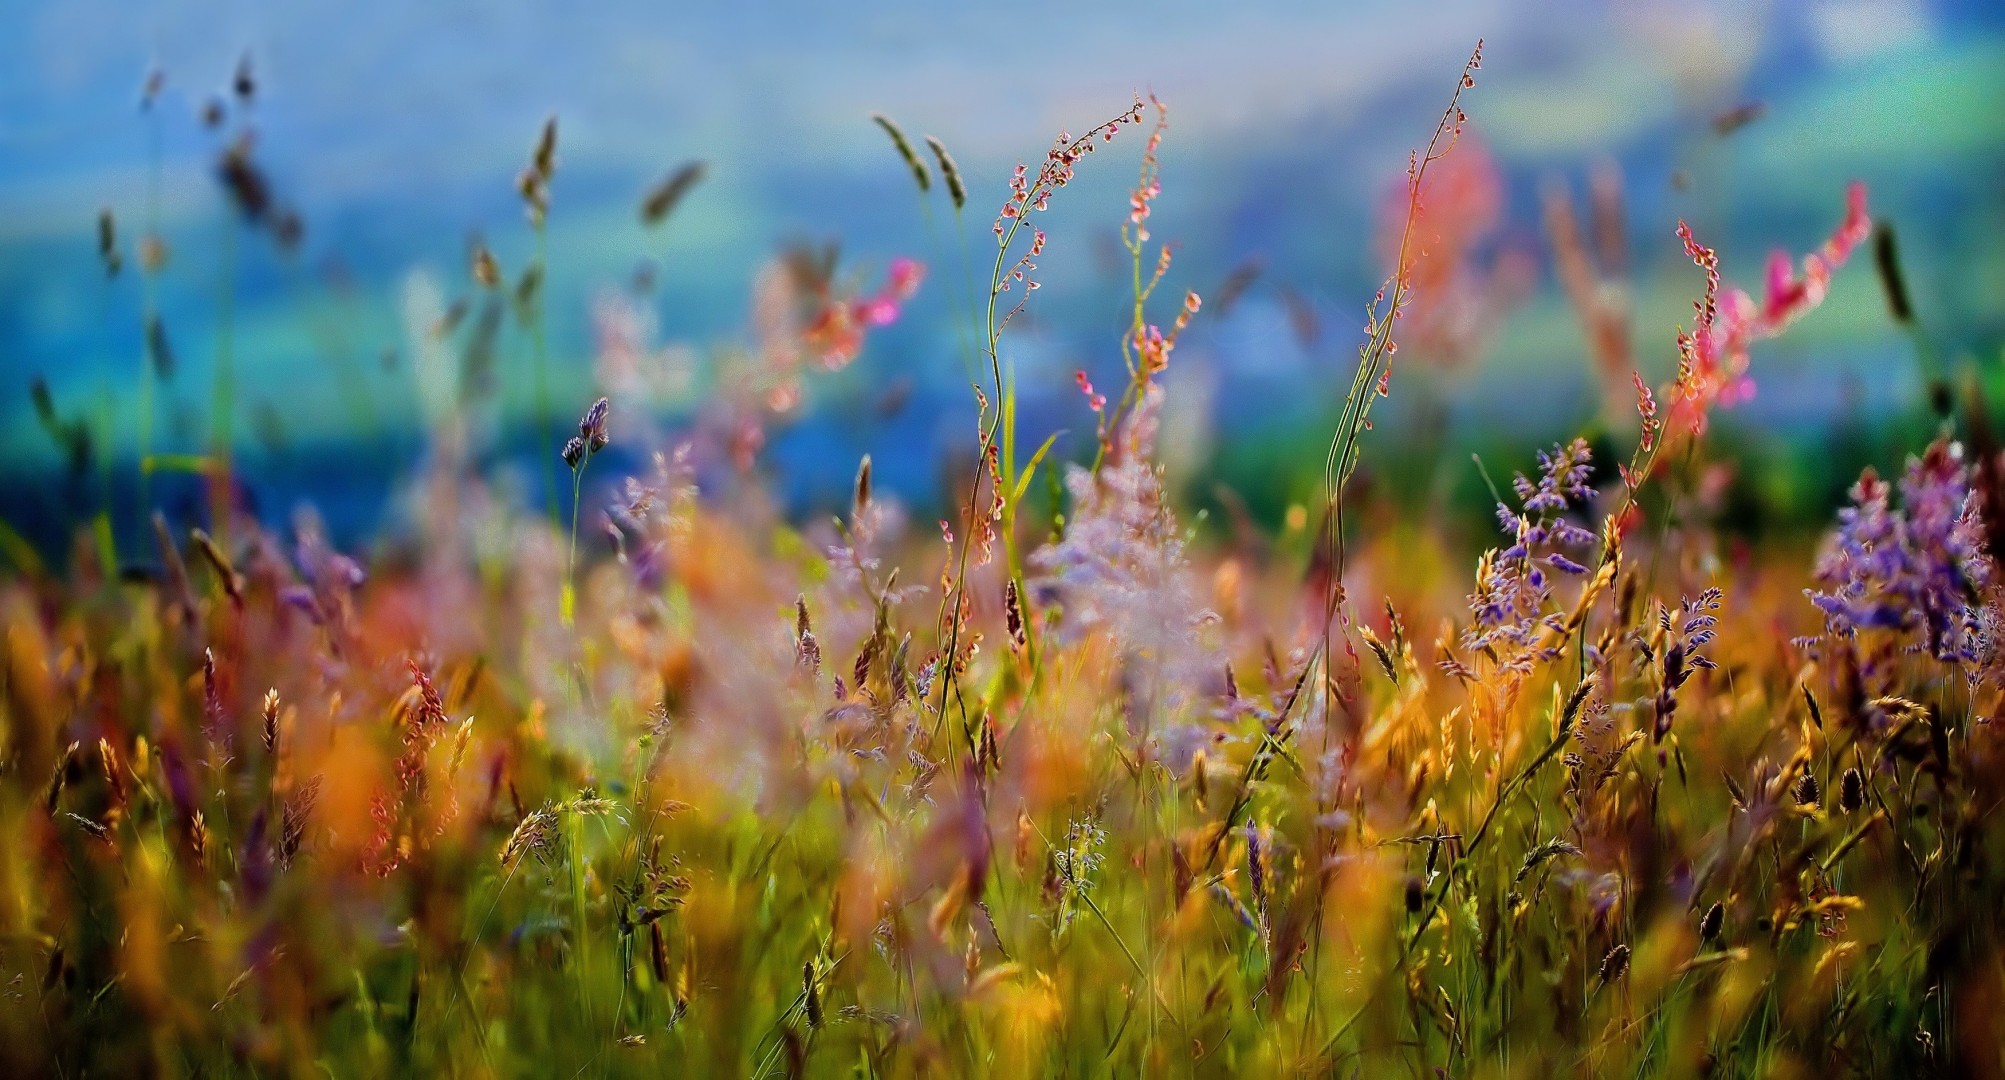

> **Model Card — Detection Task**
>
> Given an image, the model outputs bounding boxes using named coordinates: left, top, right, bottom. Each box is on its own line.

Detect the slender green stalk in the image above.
left=533, top=226, right=558, bottom=525
left=934, top=106, right=1137, bottom=745
left=210, top=210, right=238, bottom=548
left=563, top=457, right=586, bottom=627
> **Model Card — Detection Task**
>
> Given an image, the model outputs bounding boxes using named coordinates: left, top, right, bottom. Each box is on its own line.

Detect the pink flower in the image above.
left=1669, top=183, right=1870, bottom=432
left=887, top=257, right=925, bottom=299
left=855, top=298, right=899, bottom=327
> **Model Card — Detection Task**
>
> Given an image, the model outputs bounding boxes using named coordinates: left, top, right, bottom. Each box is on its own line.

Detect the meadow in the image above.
left=4, top=40, right=2004, bottom=1078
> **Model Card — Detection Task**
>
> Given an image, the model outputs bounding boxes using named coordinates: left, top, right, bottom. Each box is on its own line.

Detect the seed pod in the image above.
left=1792, top=771, right=1820, bottom=808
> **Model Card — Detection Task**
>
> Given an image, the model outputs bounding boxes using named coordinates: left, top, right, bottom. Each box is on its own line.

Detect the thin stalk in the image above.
left=563, top=458, right=586, bottom=627
left=137, top=106, right=162, bottom=521
left=210, top=212, right=238, bottom=547
left=533, top=225, right=558, bottom=525
left=934, top=108, right=1136, bottom=750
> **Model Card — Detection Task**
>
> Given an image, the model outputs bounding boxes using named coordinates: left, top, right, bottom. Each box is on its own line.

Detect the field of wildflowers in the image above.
left=5, top=35, right=2005, bottom=1079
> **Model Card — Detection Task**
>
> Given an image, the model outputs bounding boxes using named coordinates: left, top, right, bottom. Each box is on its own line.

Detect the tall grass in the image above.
left=4, top=42, right=2003, bottom=1080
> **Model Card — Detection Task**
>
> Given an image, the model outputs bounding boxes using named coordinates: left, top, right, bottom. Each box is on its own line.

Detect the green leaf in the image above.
left=1010, top=432, right=1064, bottom=507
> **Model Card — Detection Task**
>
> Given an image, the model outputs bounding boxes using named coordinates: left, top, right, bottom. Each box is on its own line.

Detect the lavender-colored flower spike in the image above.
left=1463, top=437, right=1598, bottom=673
left=1805, top=439, right=1991, bottom=670
left=580, top=396, right=611, bottom=452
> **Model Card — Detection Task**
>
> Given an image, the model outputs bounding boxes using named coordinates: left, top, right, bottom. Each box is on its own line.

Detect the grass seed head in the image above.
left=925, top=134, right=965, bottom=210
left=871, top=113, right=929, bottom=194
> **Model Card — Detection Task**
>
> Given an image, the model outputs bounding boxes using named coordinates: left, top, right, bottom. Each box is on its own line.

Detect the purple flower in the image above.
left=580, top=396, right=611, bottom=451
left=1805, top=439, right=1991, bottom=669
left=1030, top=386, right=1216, bottom=763
left=1463, top=438, right=1598, bottom=673
left=284, top=509, right=365, bottom=634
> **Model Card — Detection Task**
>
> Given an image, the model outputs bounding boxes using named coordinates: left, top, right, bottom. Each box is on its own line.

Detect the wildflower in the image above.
left=1074, top=370, right=1106, bottom=414
left=1377, top=132, right=1512, bottom=370
left=800, top=258, right=925, bottom=369
left=1669, top=184, right=1871, bottom=429
left=581, top=396, right=610, bottom=452
left=1050, top=816, right=1106, bottom=917
left=279, top=510, right=366, bottom=635
left=1654, top=589, right=1721, bottom=742
left=1632, top=371, right=1659, bottom=456
left=1804, top=439, right=1990, bottom=669
left=1462, top=439, right=1597, bottom=673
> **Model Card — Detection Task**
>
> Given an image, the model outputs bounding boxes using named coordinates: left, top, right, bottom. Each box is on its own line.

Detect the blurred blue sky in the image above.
left=3, top=0, right=2003, bottom=536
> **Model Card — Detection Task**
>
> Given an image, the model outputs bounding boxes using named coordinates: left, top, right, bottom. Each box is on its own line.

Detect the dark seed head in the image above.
left=1792, top=771, right=1819, bottom=808
left=97, top=209, right=121, bottom=277
left=1839, top=768, right=1865, bottom=814
left=1598, top=943, right=1631, bottom=984
left=1699, top=901, right=1723, bottom=943
left=803, top=961, right=821, bottom=1027
left=639, top=161, right=707, bottom=226
left=1873, top=222, right=1913, bottom=326
left=1403, top=875, right=1424, bottom=914
left=232, top=52, right=256, bottom=103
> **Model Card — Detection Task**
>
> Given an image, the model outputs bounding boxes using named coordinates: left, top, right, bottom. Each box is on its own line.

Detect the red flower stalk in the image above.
left=1669, top=183, right=1870, bottom=432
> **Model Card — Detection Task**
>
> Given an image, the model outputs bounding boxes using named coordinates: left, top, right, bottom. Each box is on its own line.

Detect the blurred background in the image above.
left=3, top=0, right=2002, bottom=552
